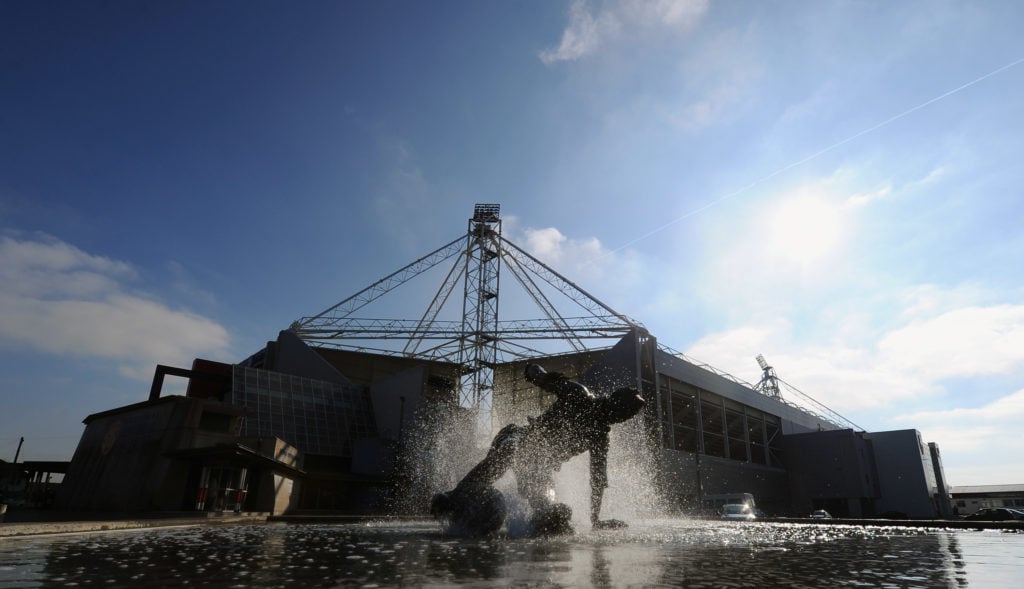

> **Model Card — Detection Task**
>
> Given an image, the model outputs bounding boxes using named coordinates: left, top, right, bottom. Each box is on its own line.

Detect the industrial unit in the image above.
left=55, top=205, right=952, bottom=519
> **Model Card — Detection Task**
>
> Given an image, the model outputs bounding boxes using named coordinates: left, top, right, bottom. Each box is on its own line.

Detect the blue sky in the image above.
left=2, top=1, right=1022, bottom=486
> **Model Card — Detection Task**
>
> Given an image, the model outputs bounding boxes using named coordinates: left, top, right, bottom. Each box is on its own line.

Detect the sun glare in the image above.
left=767, top=195, right=843, bottom=266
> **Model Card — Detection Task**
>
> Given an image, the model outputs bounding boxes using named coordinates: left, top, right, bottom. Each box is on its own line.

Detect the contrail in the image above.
left=592, top=55, right=1024, bottom=261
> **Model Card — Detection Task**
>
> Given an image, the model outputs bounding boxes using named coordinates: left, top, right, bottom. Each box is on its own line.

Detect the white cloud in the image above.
left=913, top=165, right=946, bottom=187
left=684, top=322, right=782, bottom=376
left=504, top=223, right=646, bottom=320
left=896, top=283, right=987, bottom=321
left=899, top=388, right=1024, bottom=425
left=515, top=224, right=639, bottom=286
left=521, top=226, right=604, bottom=270
left=684, top=322, right=921, bottom=412
left=892, top=389, right=1024, bottom=485
left=845, top=165, right=944, bottom=208
left=539, top=0, right=617, bottom=65
left=540, top=0, right=708, bottom=65
left=684, top=297, right=1024, bottom=413
left=0, top=234, right=230, bottom=378
left=0, top=235, right=135, bottom=297
left=846, top=185, right=892, bottom=207
left=878, top=305, right=1024, bottom=380
left=683, top=300, right=1024, bottom=485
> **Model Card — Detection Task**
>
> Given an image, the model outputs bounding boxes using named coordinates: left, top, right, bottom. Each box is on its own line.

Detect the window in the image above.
left=232, top=366, right=377, bottom=458
left=726, top=409, right=747, bottom=461
left=748, top=416, right=766, bottom=465
left=659, top=377, right=702, bottom=453
left=700, top=398, right=724, bottom=457
left=672, top=392, right=697, bottom=427
left=765, top=418, right=783, bottom=468
left=659, top=384, right=672, bottom=450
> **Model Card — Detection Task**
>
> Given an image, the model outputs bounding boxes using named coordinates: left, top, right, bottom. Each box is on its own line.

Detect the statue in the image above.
left=431, top=363, right=646, bottom=536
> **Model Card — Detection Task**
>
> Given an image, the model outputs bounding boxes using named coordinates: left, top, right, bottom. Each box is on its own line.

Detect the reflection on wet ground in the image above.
left=1, top=519, right=1022, bottom=588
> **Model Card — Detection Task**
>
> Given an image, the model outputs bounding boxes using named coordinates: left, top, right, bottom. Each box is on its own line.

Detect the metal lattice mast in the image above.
left=456, top=204, right=502, bottom=409
left=290, top=202, right=644, bottom=415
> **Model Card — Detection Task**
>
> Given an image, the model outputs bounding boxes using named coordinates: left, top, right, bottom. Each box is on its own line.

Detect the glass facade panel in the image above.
left=703, top=432, right=726, bottom=458
left=674, top=427, right=699, bottom=453
left=671, top=392, right=698, bottom=429
left=765, top=418, right=783, bottom=468
left=700, top=399, right=723, bottom=434
left=748, top=416, right=767, bottom=465
left=726, top=409, right=747, bottom=461
left=658, top=383, right=671, bottom=445
left=658, top=384, right=672, bottom=450
left=230, top=366, right=377, bottom=458
left=656, top=373, right=787, bottom=466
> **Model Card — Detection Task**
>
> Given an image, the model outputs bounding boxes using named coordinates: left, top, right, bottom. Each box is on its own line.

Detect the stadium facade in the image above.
left=55, top=205, right=952, bottom=519
left=56, top=329, right=952, bottom=519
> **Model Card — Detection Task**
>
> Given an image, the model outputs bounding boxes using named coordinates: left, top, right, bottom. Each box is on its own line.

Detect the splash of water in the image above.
left=393, top=379, right=667, bottom=531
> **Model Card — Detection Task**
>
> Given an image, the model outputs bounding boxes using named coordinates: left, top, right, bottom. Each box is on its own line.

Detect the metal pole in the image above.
left=13, top=437, right=24, bottom=463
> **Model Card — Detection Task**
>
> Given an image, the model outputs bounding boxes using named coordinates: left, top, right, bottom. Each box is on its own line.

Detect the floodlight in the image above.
left=473, top=203, right=500, bottom=222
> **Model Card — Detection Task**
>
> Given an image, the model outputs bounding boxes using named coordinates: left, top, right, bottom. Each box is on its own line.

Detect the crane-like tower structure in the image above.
left=290, top=204, right=643, bottom=410
left=456, top=204, right=502, bottom=410
left=755, top=354, right=781, bottom=399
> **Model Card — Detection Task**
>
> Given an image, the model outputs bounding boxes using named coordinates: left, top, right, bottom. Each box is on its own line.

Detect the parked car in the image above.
left=720, top=503, right=756, bottom=521
left=962, top=508, right=1024, bottom=521
left=809, top=509, right=832, bottom=519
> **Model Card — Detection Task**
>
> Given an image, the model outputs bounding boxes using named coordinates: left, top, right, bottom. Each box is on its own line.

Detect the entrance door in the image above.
left=196, top=466, right=248, bottom=512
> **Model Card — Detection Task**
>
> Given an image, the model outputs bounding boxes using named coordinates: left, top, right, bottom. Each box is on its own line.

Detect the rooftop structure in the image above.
left=290, top=203, right=859, bottom=431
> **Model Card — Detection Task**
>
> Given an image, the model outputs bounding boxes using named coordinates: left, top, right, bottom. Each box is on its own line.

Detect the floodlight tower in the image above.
left=756, top=354, right=782, bottom=400
left=456, top=204, right=502, bottom=409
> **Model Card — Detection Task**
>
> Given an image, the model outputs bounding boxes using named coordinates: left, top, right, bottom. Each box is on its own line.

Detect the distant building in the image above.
left=56, top=364, right=304, bottom=515
left=55, top=330, right=468, bottom=515
left=951, top=484, right=1024, bottom=515
left=1, top=459, right=67, bottom=510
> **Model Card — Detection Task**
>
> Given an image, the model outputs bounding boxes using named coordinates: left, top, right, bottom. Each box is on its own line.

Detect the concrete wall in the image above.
left=929, top=443, right=953, bottom=517
left=656, top=448, right=789, bottom=514
left=368, top=366, right=428, bottom=442
left=866, top=429, right=938, bottom=518
left=58, top=396, right=303, bottom=515
left=272, top=474, right=295, bottom=515
left=56, top=398, right=192, bottom=512
left=314, top=346, right=457, bottom=389
left=579, top=332, right=641, bottom=392
left=781, top=429, right=877, bottom=517
left=266, top=330, right=352, bottom=385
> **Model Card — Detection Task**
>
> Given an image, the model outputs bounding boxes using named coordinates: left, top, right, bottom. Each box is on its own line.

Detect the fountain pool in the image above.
left=2, top=518, right=1023, bottom=587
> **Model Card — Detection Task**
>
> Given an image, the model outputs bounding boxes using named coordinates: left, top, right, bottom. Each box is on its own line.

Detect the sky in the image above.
left=1, top=1, right=1022, bottom=487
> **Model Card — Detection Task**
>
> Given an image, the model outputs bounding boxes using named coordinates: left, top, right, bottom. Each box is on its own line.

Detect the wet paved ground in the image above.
left=1, top=518, right=1022, bottom=587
